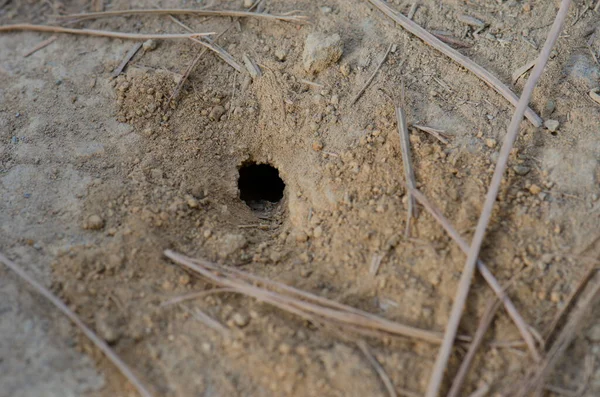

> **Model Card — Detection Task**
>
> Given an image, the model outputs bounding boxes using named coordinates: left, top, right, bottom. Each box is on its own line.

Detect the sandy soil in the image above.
left=1, top=0, right=600, bottom=396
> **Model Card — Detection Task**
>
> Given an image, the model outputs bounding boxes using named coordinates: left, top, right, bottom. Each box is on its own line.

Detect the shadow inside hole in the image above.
left=238, top=163, right=285, bottom=211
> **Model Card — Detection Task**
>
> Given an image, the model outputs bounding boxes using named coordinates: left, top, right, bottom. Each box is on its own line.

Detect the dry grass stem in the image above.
left=164, top=0, right=261, bottom=108
left=517, top=273, right=600, bottom=397
left=166, top=28, right=230, bottom=107
left=412, top=124, right=450, bottom=144
left=543, top=264, right=598, bottom=345
left=352, top=43, right=392, bottom=104
left=396, top=106, right=418, bottom=237
left=369, top=253, right=385, bottom=276
left=169, top=15, right=195, bottom=32
left=447, top=299, right=501, bottom=397
left=367, top=0, right=543, bottom=127
left=356, top=340, right=398, bottom=397
left=23, top=35, right=57, bottom=57
left=57, top=9, right=309, bottom=24
left=183, top=306, right=231, bottom=337
left=407, top=3, right=418, bottom=20
left=0, top=24, right=213, bottom=40
left=431, top=32, right=471, bottom=48
left=161, top=287, right=237, bottom=307
left=467, top=384, right=490, bottom=397
left=164, top=250, right=452, bottom=344
left=411, top=188, right=541, bottom=360
left=511, top=59, right=537, bottom=84
left=0, top=252, right=153, bottom=397
left=300, top=79, right=324, bottom=88
left=242, top=54, right=262, bottom=77
left=189, top=37, right=243, bottom=72
left=426, top=1, right=571, bottom=395
left=111, top=42, right=142, bottom=78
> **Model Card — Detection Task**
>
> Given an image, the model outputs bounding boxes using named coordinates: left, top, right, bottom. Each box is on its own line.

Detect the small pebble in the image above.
left=529, top=184, right=542, bottom=195
left=274, top=49, right=287, bottom=62
left=313, top=226, right=323, bottom=238
left=243, top=0, right=254, bottom=7
left=339, top=64, right=351, bottom=77
left=278, top=343, right=291, bottom=354
left=544, top=119, right=560, bottom=132
left=85, top=214, right=105, bottom=230
left=485, top=138, right=497, bottom=148
left=179, top=274, right=190, bottom=286
left=513, top=165, right=531, bottom=176
left=312, top=140, right=324, bottom=151
left=143, top=39, right=157, bottom=52
left=209, top=105, right=226, bottom=121
left=542, top=99, right=556, bottom=118
left=186, top=195, right=199, bottom=208
left=232, top=312, right=250, bottom=327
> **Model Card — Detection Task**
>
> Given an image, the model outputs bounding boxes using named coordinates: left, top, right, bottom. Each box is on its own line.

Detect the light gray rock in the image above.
left=303, top=33, right=343, bottom=74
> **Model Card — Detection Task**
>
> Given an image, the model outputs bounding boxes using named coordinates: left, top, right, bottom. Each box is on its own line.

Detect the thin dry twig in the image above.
left=412, top=124, right=450, bottom=145
left=164, top=250, right=453, bottom=344
left=511, top=59, right=537, bottom=84
left=367, top=0, right=543, bottom=127
left=426, top=2, right=571, bottom=396
left=189, top=37, right=244, bottom=72
left=165, top=0, right=262, bottom=108
left=0, top=24, right=213, bottom=40
left=407, top=3, right=418, bottom=20
left=543, top=263, right=598, bottom=345
left=369, top=253, right=385, bottom=276
left=411, top=188, right=541, bottom=361
left=352, top=43, right=393, bottom=104
left=56, top=9, right=309, bottom=24
left=165, top=30, right=226, bottom=107
left=0, top=252, right=153, bottom=397
left=431, top=32, right=472, bottom=48
left=160, top=287, right=237, bottom=307
left=111, top=42, right=142, bottom=78
left=517, top=273, right=600, bottom=397
left=357, top=340, right=398, bottom=397
left=182, top=306, right=231, bottom=337
left=447, top=299, right=501, bottom=397
left=23, top=35, right=57, bottom=57
left=396, top=106, right=418, bottom=237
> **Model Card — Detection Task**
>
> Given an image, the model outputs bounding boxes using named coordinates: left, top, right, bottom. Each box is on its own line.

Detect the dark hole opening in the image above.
left=238, top=162, right=285, bottom=207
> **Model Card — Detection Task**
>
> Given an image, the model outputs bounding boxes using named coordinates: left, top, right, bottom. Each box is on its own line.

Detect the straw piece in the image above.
left=396, top=106, right=418, bottom=237
left=189, top=37, right=243, bottom=73
left=164, top=250, right=451, bottom=344
left=367, top=0, right=543, bottom=127
left=0, top=24, right=213, bottom=40
left=56, top=9, right=309, bottom=24
left=0, top=252, right=153, bottom=397
left=410, top=188, right=541, bottom=361
left=352, top=43, right=393, bottom=104
left=446, top=299, right=501, bottom=397
left=426, top=2, right=571, bottom=395
left=23, top=35, right=58, bottom=57
left=357, top=340, right=398, bottom=397
left=111, top=42, right=142, bottom=78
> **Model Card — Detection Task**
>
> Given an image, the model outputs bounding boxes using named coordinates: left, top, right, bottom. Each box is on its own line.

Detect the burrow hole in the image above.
left=238, top=162, right=285, bottom=211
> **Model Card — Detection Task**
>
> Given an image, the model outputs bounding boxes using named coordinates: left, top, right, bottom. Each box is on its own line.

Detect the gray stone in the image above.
left=303, top=33, right=343, bottom=74
left=544, top=119, right=560, bottom=132
left=513, top=165, right=531, bottom=176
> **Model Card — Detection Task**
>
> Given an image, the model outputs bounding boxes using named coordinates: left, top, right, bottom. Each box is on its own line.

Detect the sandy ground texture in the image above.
left=1, top=0, right=600, bottom=396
